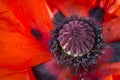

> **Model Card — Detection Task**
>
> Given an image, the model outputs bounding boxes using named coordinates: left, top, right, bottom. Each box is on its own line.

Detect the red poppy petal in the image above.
left=105, top=71, right=120, bottom=80
left=94, top=62, right=120, bottom=79
left=0, top=0, right=54, bottom=68
left=107, top=0, right=120, bottom=17
left=1, top=0, right=54, bottom=32
left=0, top=68, right=36, bottom=80
left=47, top=0, right=97, bottom=17
left=0, top=1, right=27, bottom=33
left=0, top=31, right=52, bottom=68
left=57, top=68, right=76, bottom=80
left=103, top=17, right=120, bottom=43
left=75, top=62, right=120, bottom=79
left=99, top=0, right=120, bottom=22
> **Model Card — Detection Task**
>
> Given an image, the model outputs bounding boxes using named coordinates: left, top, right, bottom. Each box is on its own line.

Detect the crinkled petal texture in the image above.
left=0, top=0, right=54, bottom=80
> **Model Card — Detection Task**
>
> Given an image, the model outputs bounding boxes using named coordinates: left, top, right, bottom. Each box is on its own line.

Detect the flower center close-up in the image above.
left=50, top=15, right=104, bottom=71
left=1, top=0, right=120, bottom=80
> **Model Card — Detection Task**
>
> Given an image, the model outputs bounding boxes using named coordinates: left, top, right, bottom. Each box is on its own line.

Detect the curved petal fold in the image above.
left=0, top=31, right=52, bottom=68
left=0, top=68, right=36, bottom=80
left=105, top=71, right=120, bottom=80
left=0, top=0, right=54, bottom=33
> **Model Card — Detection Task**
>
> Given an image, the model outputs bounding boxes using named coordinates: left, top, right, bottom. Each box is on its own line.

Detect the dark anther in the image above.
left=32, top=64, right=57, bottom=80
left=111, top=41, right=120, bottom=62
left=52, top=11, right=66, bottom=27
left=31, top=28, right=42, bottom=40
left=89, top=6, right=105, bottom=22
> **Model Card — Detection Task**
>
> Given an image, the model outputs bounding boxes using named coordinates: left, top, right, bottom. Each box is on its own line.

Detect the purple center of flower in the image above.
left=57, top=20, right=95, bottom=57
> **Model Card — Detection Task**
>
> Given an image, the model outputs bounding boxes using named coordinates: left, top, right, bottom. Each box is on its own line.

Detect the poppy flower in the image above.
left=0, top=0, right=120, bottom=80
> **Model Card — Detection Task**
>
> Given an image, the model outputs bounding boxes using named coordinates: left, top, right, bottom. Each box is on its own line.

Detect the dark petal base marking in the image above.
left=111, top=41, right=120, bottom=62
left=89, top=6, right=105, bottom=23
left=49, top=15, right=104, bottom=72
left=52, top=11, right=66, bottom=26
left=31, top=28, right=42, bottom=40
left=32, top=64, right=57, bottom=80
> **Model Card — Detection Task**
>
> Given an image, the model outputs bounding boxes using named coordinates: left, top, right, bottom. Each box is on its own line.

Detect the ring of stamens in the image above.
left=49, top=16, right=104, bottom=71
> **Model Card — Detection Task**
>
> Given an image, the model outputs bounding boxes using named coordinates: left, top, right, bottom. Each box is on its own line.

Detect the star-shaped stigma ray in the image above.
left=49, top=15, right=104, bottom=71
left=58, top=20, right=96, bottom=57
